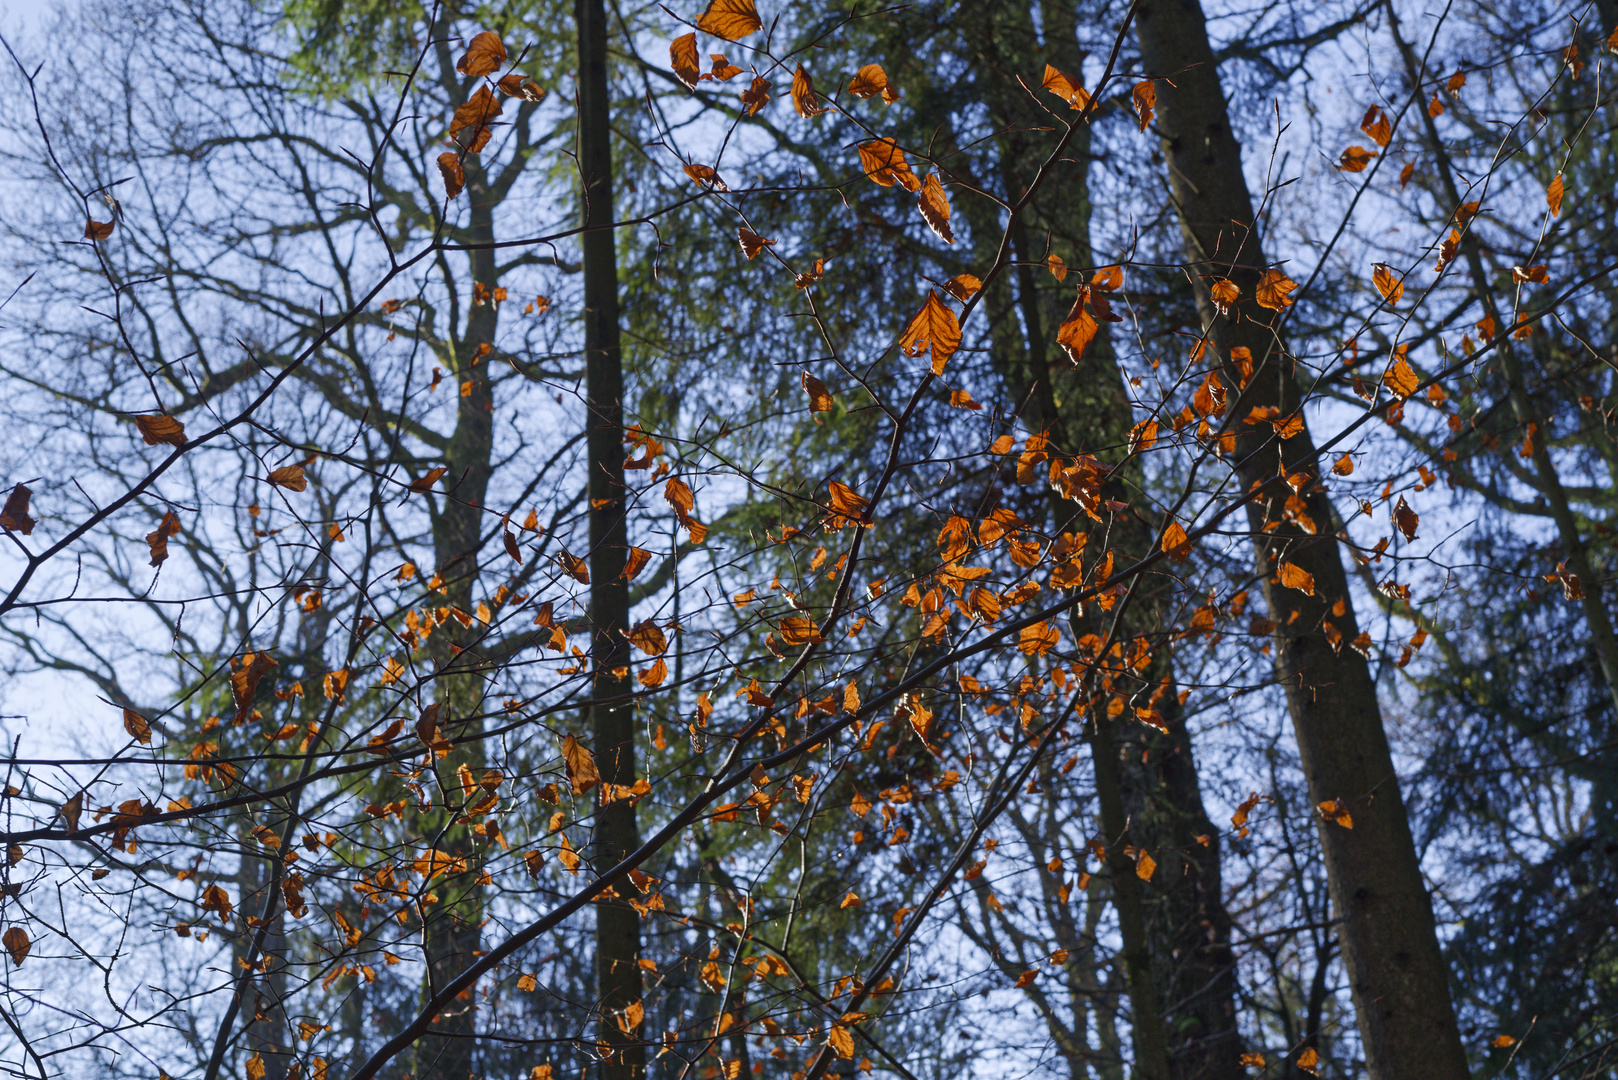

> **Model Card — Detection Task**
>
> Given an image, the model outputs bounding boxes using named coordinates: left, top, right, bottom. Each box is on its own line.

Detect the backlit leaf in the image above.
left=737, top=227, right=775, bottom=259
left=267, top=465, right=307, bottom=491
left=802, top=370, right=834, bottom=414
left=1337, top=145, right=1377, bottom=172
left=135, top=414, right=186, bottom=447
left=1546, top=173, right=1563, bottom=217
left=123, top=707, right=153, bottom=745
left=1278, top=561, right=1315, bottom=595
left=456, top=31, right=507, bottom=79
left=918, top=173, right=953, bottom=243
left=847, top=64, right=896, bottom=102
left=561, top=734, right=600, bottom=795
left=898, top=291, right=962, bottom=374
left=1385, top=354, right=1419, bottom=399
left=1359, top=104, right=1392, bottom=147
left=1041, top=64, right=1089, bottom=110
left=696, top=0, right=761, bottom=41
left=1393, top=496, right=1419, bottom=541
left=858, top=138, right=920, bottom=191
left=1372, top=263, right=1404, bottom=304
left=1210, top=278, right=1239, bottom=315
left=437, top=153, right=465, bottom=199
left=1254, top=269, right=1297, bottom=310
left=790, top=66, right=822, bottom=117
left=671, top=33, right=700, bottom=89
left=1131, top=81, right=1155, bottom=130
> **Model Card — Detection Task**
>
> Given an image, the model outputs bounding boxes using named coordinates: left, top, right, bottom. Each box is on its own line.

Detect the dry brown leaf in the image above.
left=561, top=734, right=600, bottom=795
left=1041, top=64, right=1089, bottom=110
left=670, top=33, right=701, bottom=89
left=0, top=484, right=34, bottom=536
left=1386, top=354, right=1419, bottom=399
left=456, top=31, right=507, bottom=79
left=1046, top=254, right=1067, bottom=281
left=1254, top=268, right=1297, bottom=310
left=857, top=138, right=920, bottom=191
left=146, top=511, right=180, bottom=568
left=1338, top=145, right=1377, bottom=172
left=802, top=370, right=834, bottom=414
left=790, top=66, right=822, bottom=117
left=267, top=465, right=307, bottom=491
left=898, top=290, right=962, bottom=374
left=1056, top=287, right=1099, bottom=363
left=737, top=227, right=775, bottom=259
left=449, top=86, right=503, bottom=153
left=1359, top=104, right=1392, bottom=147
left=1372, top=263, right=1404, bottom=305
left=135, top=414, right=186, bottom=447
left=739, top=76, right=771, bottom=114
left=696, top=0, right=761, bottom=41
left=621, top=546, right=652, bottom=582
left=1278, top=561, right=1315, bottom=595
left=1210, top=278, right=1240, bottom=316
left=438, top=152, right=465, bottom=199
left=496, top=74, right=546, bottom=101
left=1393, top=495, right=1419, bottom=541
left=123, top=707, right=153, bottom=745
left=917, top=173, right=953, bottom=243
left=85, top=219, right=115, bottom=241
left=847, top=64, right=894, bottom=101
left=942, top=273, right=981, bottom=302
left=1131, top=81, right=1156, bottom=130
left=2, top=928, right=30, bottom=967
left=1546, top=173, right=1564, bottom=217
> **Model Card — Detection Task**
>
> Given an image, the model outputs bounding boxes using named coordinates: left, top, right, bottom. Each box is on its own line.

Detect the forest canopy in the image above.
left=0, top=0, right=1614, bottom=1077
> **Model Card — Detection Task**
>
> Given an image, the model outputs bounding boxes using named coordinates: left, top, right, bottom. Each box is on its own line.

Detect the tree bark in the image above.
left=1134, top=2, right=1470, bottom=1078
left=576, top=0, right=644, bottom=1074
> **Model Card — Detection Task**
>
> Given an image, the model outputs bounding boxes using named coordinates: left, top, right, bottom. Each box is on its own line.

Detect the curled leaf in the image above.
left=898, top=290, right=962, bottom=374
left=2, top=927, right=29, bottom=966
left=84, top=219, right=115, bottom=241
left=858, top=138, right=920, bottom=191
left=438, top=152, right=465, bottom=199
left=790, top=66, right=823, bottom=117
left=917, top=173, right=953, bottom=243
left=456, top=31, right=507, bottom=79
left=670, top=33, right=700, bottom=89
left=135, top=414, right=186, bottom=447
left=496, top=74, right=546, bottom=101
left=0, top=484, right=36, bottom=535
left=560, top=734, right=600, bottom=795
left=1131, top=81, right=1156, bottom=130
left=1041, top=64, right=1089, bottom=110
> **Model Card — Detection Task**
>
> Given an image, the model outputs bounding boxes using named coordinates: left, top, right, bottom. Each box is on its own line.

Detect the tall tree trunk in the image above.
left=576, top=0, right=644, bottom=1074
left=962, top=8, right=1245, bottom=1078
left=1134, top=3, right=1470, bottom=1077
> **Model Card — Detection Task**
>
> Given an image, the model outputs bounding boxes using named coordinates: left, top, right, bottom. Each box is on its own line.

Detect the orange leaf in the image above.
left=1372, top=263, right=1404, bottom=305
left=1385, top=355, right=1419, bottom=400
left=847, top=64, right=896, bottom=102
left=1392, top=495, right=1419, bottom=541
left=1546, top=173, right=1563, bottom=217
left=1254, top=268, right=1297, bottom=310
left=449, top=86, right=503, bottom=153
left=943, top=273, right=981, bottom=302
left=1359, top=104, right=1392, bottom=147
left=123, top=707, right=153, bottom=745
left=1210, top=278, right=1239, bottom=315
left=670, top=33, right=700, bottom=89
left=1056, top=288, right=1099, bottom=363
left=496, top=74, right=546, bottom=101
left=84, top=219, right=115, bottom=241
left=682, top=163, right=728, bottom=190
left=135, top=414, right=186, bottom=446
left=146, top=511, right=180, bottom=568
left=561, top=734, right=600, bottom=795
left=1278, top=561, right=1315, bottom=595
left=1161, top=521, right=1191, bottom=562
left=1337, top=145, right=1377, bottom=172
left=1041, top=64, right=1089, bottom=110
left=696, top=0, right=761, bottom=41
left=791, top=66, right=822, bottom=117
left=1131, top=81, right=1156, bottom=130
left=802, top=370, right=834, bottom=414
left=898, top=291, right=962, bottom=374
left=737, top=227, right=775, bottom=259
left=3, top=927, right=30, bottom=967
left=437, top=152, right=465, bottom=199
left=858, top=138, right=920, bottom=191
left=267, top=465, right=307, bottom=491
left=1013, top=969, right=1038, bottom=988
left=918, top=173, right=953, bottom=243
left=456, top=31, right=507, bottom=79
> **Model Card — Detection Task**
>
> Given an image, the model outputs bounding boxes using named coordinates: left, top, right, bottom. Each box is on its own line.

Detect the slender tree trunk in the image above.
left=1134, top=2, right=1470, bottom=1077
left=961, top=8, right=1245, bottom=1076
left=576, top=0, right=644, bottom=1074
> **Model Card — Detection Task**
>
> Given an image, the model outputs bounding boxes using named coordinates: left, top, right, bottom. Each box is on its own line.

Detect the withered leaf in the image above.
left=682, top=163, right=729, bottom=191
left=60, top=792, right=83, bottom=833
left=410, top=466, right=448, bottom=492
left=857, top=138, right=920, bottom=191
left=0, top=484, right=35, bottom=535
left=670, top=33, right=701, bottom=89
left=2, top=927, right=29, bottom=966
left=1278, top=561, right=1315, bottom=595
left=230, top=651, right=277, bottom=725
left=847, top=64, right=897, bottom=103
left=456, top=31, right=507, bottom=79
left=942, top=273, right=981, bottom=302
left=790, top=66, right=822, bottom=117
left=1210, top=278, right=1240, bottom=315
left=1359, top=104, right=1392, bottom=147
left=1393, top=495, right=1419, bottom=541
left=438, top=152, right=466, bottom=199
left=621, top=546, right=652, bottom=581
left=84, top=219, right=115, bottom=241
left=1057, top=287, right=1099, bottom=363
left=135, top=414, right=186, bottom=446
left=1546, top=173, right=1564, bottom=217
left=739, top=75, right=771, bottom=114
left=1386, top=354, right=1419, bottom=399
left=557, top=550, right=589, bottom=584
left=1372, top=263, right=1404, bottom=305
left=1254, top=268, right=1297, bottom=310
left=267, top=465, right=307, bottom=491
left=801, top=370, right=834, bottom=414
left=123, top=706, right=153, bottom=745
left=1046, top=254, right=1067, bottom=281
left=708, top=53, right=743, bottom=81
left=1041, top=64, right=1089, bottom=110
left=146, top=511, right=180, bottom=568
left=696, top=0, right=761, bottom=41
left=628, top=619, right=668, bottom=656
left=1338, top=145, right=1377, bottom=172
left=449, top=86, right=503, bottom=153
left=560, top=734, right=600, bottom=795
left=898, top=290, right=962, bottom=374
left=1131, top=81, right=1156, bottom=131
left=496, top=74, right=546, bottom=101
left=737, top=227, right=775, bottom=259
left=917, top=173, right=953, bottom=243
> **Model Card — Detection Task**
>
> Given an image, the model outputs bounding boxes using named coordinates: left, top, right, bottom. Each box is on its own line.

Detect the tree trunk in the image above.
left=576, top=0, right=644, bottom=1074
left=1134, top=2, right=1470, bottom=1077
left=960, top=8, right=1245, bottom=1077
